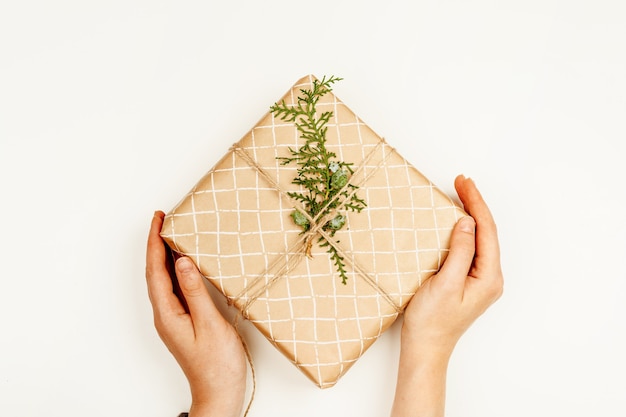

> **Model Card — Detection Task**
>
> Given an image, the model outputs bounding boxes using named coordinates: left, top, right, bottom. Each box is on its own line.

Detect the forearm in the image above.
left=189, top=397, right=243, bottom=417
left=390, top=335, right=452, bottom=417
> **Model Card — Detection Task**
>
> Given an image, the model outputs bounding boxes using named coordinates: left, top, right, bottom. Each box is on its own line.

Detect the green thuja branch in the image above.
left=271, top=76, right=367, bottom=285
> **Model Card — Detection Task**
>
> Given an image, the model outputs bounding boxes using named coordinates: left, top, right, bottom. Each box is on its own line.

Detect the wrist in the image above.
left=400, top=324, right=457, bottom=364
left=188, top=383, right=245, bottom=417
left=398, top=342, right=451, bottom=378
left=186, top=370, right=246, bottom=417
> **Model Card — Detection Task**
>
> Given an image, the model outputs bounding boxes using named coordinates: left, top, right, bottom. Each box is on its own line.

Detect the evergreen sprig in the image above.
left=270, top=76, right=367, bottom=285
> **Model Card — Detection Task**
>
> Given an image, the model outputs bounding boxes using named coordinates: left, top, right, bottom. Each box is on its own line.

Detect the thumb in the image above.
left=175, top=257, right=221, bottom=329
left=437, top=216, right=476, bottom=290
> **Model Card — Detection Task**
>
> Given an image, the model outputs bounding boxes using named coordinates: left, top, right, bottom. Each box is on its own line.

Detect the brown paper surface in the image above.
left=160, top=75, right=466, bottom=388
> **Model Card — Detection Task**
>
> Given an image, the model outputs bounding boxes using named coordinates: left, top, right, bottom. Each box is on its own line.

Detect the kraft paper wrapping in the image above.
left=160, top=75, right=466, bottom=388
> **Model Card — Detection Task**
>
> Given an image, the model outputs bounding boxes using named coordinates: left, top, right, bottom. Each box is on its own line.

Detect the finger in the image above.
left=437, top=216, right=476, bottom=291
left=146, top=211, right=185, bottom=315
left=454, top=175, right=501, bottom=275
left=175, top=256, right=222, bottom=333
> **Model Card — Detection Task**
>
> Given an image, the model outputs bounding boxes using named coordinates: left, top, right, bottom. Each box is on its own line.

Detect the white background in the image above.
left=1, top=1, right=625, bottom=416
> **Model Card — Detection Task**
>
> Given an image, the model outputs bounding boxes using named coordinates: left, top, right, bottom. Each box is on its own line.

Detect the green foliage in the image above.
left=271, top=76, right=367, bottom=285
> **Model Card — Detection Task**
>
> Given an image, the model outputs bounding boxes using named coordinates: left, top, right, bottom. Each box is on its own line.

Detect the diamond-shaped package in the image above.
left=160, top=75, right=466, bottom=388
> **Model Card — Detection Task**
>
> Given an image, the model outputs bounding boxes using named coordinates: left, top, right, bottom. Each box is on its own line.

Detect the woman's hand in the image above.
left=403, top=174, right=503, bottom=355
left=146, top=211, right=247, bottom=417
left=391, top=175, right=503, bottom=417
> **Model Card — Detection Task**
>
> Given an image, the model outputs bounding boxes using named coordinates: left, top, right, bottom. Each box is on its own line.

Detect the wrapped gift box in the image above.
left=160, top=75, right=466, bottom=388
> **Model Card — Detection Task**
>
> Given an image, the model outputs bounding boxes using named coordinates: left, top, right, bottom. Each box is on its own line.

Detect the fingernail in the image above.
left=459, top=216, right=475, bottom=233
left=176, top=257, right=194, bottom=273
